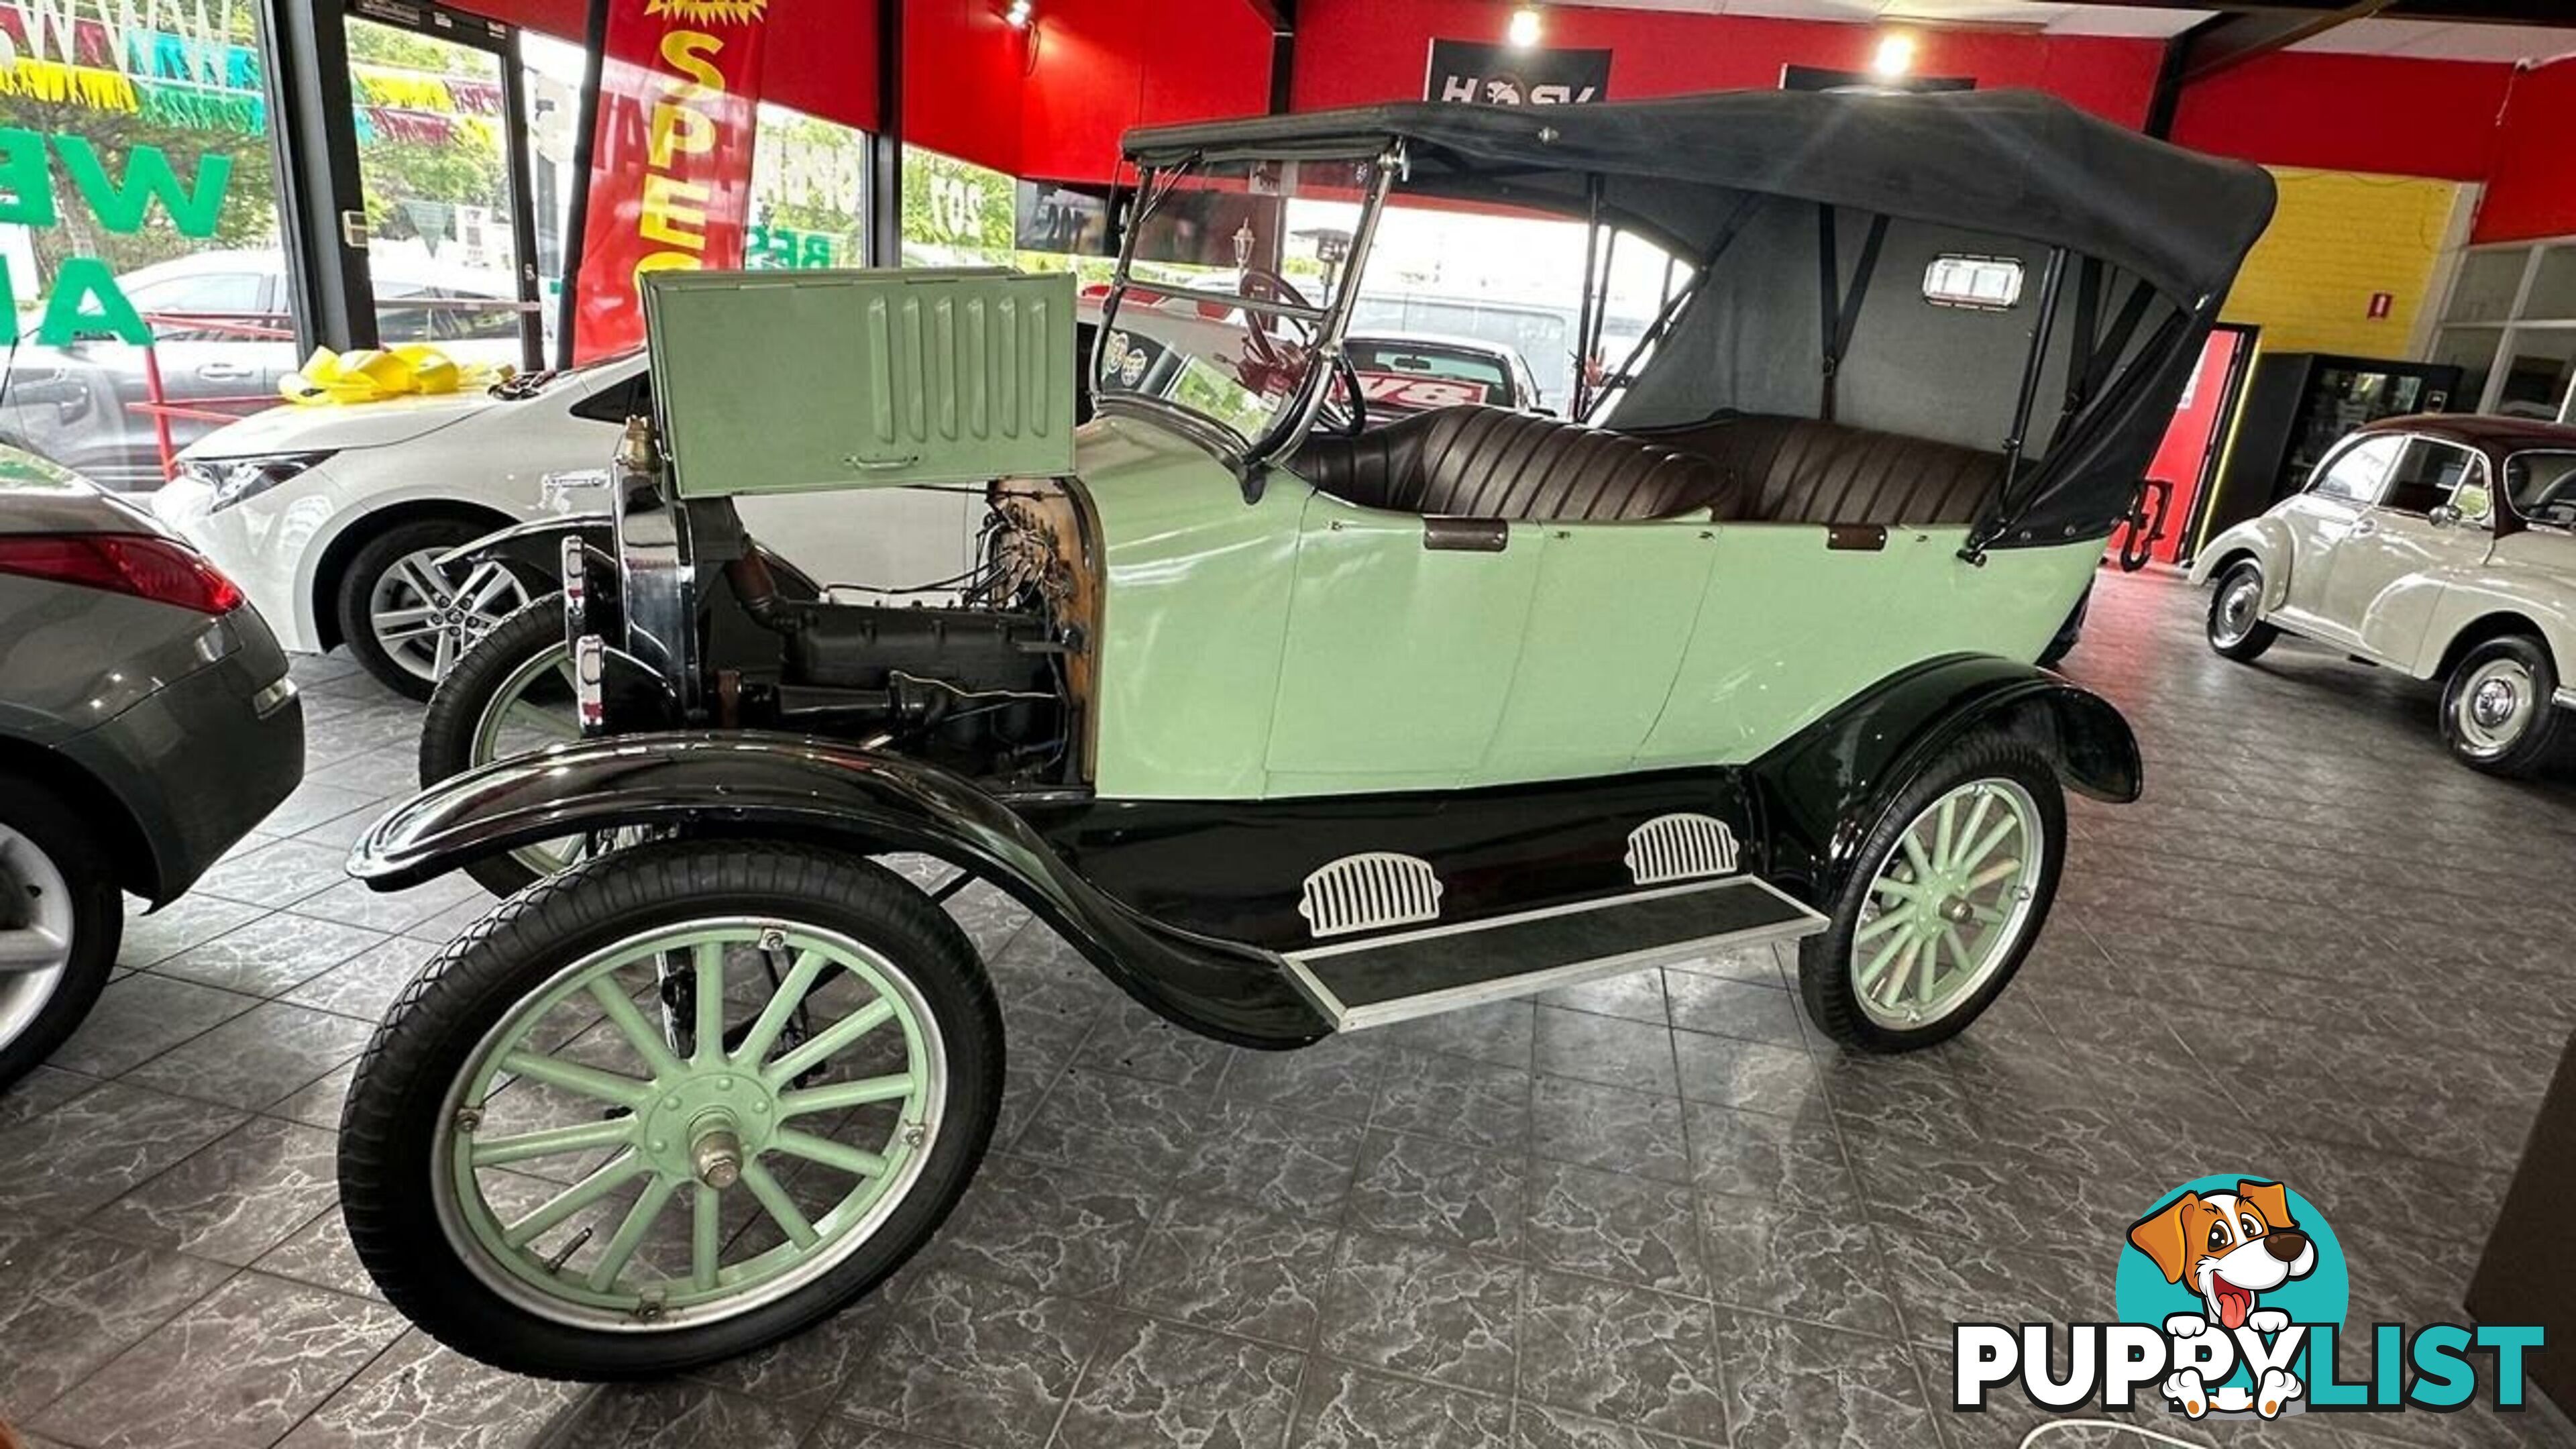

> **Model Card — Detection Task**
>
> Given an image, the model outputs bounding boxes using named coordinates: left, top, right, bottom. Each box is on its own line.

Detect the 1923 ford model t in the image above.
left=337, top=89, right=2273, bottom=1377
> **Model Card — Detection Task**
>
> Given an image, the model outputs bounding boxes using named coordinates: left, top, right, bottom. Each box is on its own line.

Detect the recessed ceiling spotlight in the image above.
left=1005, top=0, right=1034, bottom=29
left=1872, top=31, right=1917, bottom=78
left=1507, top=5, right=1543, bottom=50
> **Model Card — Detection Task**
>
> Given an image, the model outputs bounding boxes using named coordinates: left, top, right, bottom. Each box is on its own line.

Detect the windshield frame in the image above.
left=1091, top=143, right=1402, bottom=467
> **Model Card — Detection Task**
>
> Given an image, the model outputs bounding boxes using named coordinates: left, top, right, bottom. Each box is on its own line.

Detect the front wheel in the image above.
left=337, top=517, right=537, bottom=701
left=2205, top=560, right=2279, bottom=663
left=1796, top=732, right=2066, bottom=1053
left=337, top=842, right=1003, bottom=1379
left=420, top=601, right=586, bottom=896
left=2440, top=636, right=2567, bottom=778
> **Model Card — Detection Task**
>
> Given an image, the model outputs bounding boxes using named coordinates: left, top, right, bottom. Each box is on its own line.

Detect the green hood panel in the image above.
left=1075, top=417, right=2101, bottom=802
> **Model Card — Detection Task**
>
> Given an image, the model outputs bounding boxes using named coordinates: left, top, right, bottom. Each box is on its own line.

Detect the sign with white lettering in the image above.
left=1424, top=40, right=1609, bottom=107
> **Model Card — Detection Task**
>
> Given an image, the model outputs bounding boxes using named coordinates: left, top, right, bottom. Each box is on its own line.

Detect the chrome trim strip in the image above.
left=2554, top=686, right=2576, bottom=711
left=1285, top=877, right=1828, bottom=1033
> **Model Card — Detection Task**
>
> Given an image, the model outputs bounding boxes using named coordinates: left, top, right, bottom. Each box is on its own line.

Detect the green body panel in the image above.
left=643, top=268, right=1076, bottom=498
left=1073, top=419, right=2100, bottom=801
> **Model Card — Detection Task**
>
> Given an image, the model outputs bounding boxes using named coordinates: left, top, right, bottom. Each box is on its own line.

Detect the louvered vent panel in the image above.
left=1625, top=814, right=1741, bottom=886
left=1297, top=853, right=1445, bottom=939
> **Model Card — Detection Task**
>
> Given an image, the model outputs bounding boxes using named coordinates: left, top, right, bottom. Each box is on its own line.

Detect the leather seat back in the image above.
left=1294, top=407, right=1735, bottom=523
left=1642, top=415, right=2000, bottom=526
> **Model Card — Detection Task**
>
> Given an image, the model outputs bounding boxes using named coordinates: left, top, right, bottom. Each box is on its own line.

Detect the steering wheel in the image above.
left=1236, top=268, right=1318, bottom=370
left=1317, top=352, right=1368, bottom=439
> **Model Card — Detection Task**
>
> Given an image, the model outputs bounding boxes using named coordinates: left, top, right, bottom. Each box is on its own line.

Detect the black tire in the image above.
left=0, top=772, right=121, bottom=1091
left=1796, top=731, right=2067, bottom=1053
left=2037, top=582, right=2091, bottom=669
left=335, top=516, right=527, bottom=702
left=2438, top=635, right=2567, bottom=779
left=337, top=841, right=1004, bottom=1379
left=420, top=601, right=572, bottom=897
left=2205, top=559, right=2279, bottom=663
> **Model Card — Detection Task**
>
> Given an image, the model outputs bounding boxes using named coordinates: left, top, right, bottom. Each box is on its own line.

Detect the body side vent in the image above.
left=1297, top=852, right=1444, bottom=940
left=1625, top=813, right=1741, bottom=886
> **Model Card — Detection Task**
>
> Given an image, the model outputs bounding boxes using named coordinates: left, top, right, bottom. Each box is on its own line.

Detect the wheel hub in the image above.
left=637, top=1069, right=777, bottom=1184
left=2472, top=678, right=2520, bottom=729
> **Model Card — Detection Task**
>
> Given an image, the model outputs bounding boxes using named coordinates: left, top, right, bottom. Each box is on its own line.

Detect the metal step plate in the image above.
left=1284, top=877, right=1826, bottom=1031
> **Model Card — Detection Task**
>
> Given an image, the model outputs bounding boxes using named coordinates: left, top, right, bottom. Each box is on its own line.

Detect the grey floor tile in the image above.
left=1051, top=1312, right=1301, bottom=1449
left=1517, top=1269, right=1729, bottom=1442
left=1010, top=1067, right=1201, bottom=1183
left=1372, top=1047, right=1532, bottom=1152
left=1699, top=1197, right=1902, bottom=1338
left=116, top=894, right=266, bottom=968
left=254, top=1205, right=380, bottom=1301
left=1670, top=1032, right=1826, bottom=1116
left=1168, top=1097, right=1368, bottom=1219
left=123, top=1001, right=376, bottom=1111
left=1345, top=1129, right=1525, bottom=1254
left=1523, top=1158, right=1708, bottom=1297
left=1219, top=1032, right=1385, bottom=1124
left=190, top=839, right=356, bottom=909
left=0, top=1225, right=233, bottom=1418
left=1294, top=1360, right=1512, bottom=1449
left=833, top=1269, right=1106, bottom=1448
left=547, top=1380, right=805, bottom=1448
left=269, top=1060, right=360, bottom=1130
left=29, top=1272, right=406, bottom=1449
left=1316, top=1231, right=1521, bottom=1394
left=91, top=1115, right=339, bottom=1265
left=152, top=911, right=389, bottom=997
left=1683, top=1100, right=1858, bottom=1211
left=1711, top=1307, right=1939, bottom=1449
left=1372, top=999, right=1536, bottom=1069
left=1118, top=1193, right=1338, bottom=1346
left=681, top=1294, right=896, bottom=1425
left=1664, top=973, right=1806, bottom=1047
left=1539, top=967, right=1670, bottom=1026
left=1073, top=999, right=1230, bottom=1089
left=1530, top=1075, right=1693, bottom=1185
left=1535, top=1007, right=1678, bottom=1097
left=0, top=1080, right=247, bottom=1218
left=290, top=875, right=492, bottom=935
left=1510, top=1401, right=1697, bottom=1449
left=0, top=1063, right=94, bottom=1130
left=49, top=973, right=260, bottom=1077
left=282, top=936, right=436, bottom=1022
left=930, top=1152, right=1157, bottom=1299
left=276, top=1330, right=588, bottom=1448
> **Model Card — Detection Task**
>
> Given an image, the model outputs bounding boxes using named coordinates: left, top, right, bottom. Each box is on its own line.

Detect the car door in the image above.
left=2275, top=433, right=2402, bottom=628
left=83, top=267, right=278, bottom=487
left=2319, top=435, right=2495, bottom=664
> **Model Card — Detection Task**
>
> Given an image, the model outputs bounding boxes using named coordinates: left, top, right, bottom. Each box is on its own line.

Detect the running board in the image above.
left=1285, top=877, right=1826, bottom=1031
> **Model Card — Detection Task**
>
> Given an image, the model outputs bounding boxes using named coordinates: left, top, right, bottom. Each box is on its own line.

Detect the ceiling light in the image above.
left=1872, top=32, right=1916, bottom=78
left=1507, top=6, right=1542, bottom=49
left=1005, top=0, right=1033, bottom=29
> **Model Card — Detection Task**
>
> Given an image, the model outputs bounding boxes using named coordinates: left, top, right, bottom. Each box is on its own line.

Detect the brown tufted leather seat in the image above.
left=1639, top=415, right=2001, bottom=526
left=1291, top=407, right=1736, bottom=523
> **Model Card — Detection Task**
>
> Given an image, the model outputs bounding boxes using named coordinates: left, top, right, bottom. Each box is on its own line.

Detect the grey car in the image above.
left=0, top=445, right=304, bottom=1087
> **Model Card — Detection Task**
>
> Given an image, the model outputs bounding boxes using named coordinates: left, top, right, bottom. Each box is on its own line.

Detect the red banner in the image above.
left=571, top=0, right=770, bottom=363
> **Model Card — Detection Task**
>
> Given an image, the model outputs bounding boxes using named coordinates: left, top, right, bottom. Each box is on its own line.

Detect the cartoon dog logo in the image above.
left=2127, top=1179, right=2318, bottom=1417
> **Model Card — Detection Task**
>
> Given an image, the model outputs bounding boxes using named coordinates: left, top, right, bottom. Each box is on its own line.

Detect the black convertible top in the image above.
left=1125, top=89, right=2275, bottom=306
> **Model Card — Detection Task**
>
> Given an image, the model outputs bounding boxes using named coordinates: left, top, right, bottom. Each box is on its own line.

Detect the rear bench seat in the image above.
left=1290, top=406, right=2001, bottom=527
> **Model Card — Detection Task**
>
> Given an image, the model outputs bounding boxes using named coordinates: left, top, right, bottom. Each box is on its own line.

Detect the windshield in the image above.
left=2506, top=450, right=2576, bottom=528
left=1094, top=154, right=1385, bottom=454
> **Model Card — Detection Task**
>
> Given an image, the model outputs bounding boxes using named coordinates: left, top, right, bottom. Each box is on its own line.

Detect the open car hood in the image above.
left=181, top=390, right=499, bottom=460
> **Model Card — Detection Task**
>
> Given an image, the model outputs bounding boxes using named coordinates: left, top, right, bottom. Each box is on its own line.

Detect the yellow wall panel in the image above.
left=2219, top=168, right=2473, bottom=358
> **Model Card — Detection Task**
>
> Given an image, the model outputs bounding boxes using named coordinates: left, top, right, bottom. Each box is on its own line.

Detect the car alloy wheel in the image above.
left=2451, top=655, right=2535, bottom=759
left=372, top=549, right=532, bottom=686
left=1847, top=777, right=2045, bottom=1031
left=429, top=916, right=948, bottom=1332
left=0, top=820, right=75, bottom=1058
left=2211, top=571, right=2262, bottom=648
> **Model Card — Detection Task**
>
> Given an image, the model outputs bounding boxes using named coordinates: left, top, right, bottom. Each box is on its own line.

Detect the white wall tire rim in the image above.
left=1849, top=779, right=2045, bottom=1031
left=2212, top=572, right=2261, bottom=647
left=0, top=823, right=76, bottom=1055
left=372, top=551, right=531, bottom=684
left=2455, top=658, right=2535, bottom=758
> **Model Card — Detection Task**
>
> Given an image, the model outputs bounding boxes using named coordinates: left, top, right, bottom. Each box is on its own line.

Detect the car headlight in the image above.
left=185, top=452, right=335, bottom=513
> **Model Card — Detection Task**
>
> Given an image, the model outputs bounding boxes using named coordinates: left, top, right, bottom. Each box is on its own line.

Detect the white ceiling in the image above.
left=1562, top=0, right=2576, bottom=58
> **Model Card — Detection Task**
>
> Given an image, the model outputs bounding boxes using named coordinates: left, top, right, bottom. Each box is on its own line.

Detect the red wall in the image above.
left=2475, top=56, right=2576, bottom=243
left=458, top=0, right=885, bottom=132
left=1288, top=0, right=2162, bottom=126
left=1018, top=0, right=1274, bottom=180
left=2170, top=52, right=2511, bottom=182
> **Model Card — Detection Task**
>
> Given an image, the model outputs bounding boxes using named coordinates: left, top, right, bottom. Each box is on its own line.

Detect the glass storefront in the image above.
left=2432, top=241, right=2576, bottom=423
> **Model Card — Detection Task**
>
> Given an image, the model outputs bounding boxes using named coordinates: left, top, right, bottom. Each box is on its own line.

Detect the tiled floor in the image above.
left=4, top=568, right=2576, bottom=1448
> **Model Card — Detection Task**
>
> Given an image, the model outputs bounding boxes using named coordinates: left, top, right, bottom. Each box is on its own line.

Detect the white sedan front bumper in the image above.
left=152, top=478, right=329, bottom=655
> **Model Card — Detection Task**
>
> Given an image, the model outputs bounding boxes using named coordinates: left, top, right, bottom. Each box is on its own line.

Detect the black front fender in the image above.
left=349, top=733, right=1332, bottom=1049
left=1748, top=653, right=2141, bottom=902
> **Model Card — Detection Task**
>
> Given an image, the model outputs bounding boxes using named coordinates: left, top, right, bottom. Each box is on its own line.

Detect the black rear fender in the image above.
left=350, top=733, right=1330, bottom=1049
left=1748, top=653, right=2139, bottom=901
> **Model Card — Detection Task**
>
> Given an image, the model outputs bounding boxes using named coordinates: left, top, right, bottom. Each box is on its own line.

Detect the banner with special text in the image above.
left=571, top=0, right=769, bottom=362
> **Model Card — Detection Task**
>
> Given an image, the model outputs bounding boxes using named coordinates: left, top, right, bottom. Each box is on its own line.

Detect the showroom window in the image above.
left=0, top=0, right=295, bottom=490
left=2430, top=240, right=2576, bottom=423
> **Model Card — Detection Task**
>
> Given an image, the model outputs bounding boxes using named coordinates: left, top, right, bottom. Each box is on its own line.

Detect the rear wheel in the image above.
left=337, top=517, right=535, bottom=701
left=421, top=602, right=586, bottom=896
left=1796, top=733, right=2065, bottom=1053
left=2206, top=560, right=2278, bottom=663
left=2440, top=635, right=2566, bottom=778
left=0, top=773, right=120, bottom=1091
left=337, top=842, right=1002, bottom=1379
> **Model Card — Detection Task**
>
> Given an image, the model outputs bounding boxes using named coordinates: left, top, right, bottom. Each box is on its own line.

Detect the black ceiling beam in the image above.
left=1257, top=0, right=1296, bottom=115
left=1240, top=0, right=1293, bottom=34
left=2182, top=0, right=2398, bottom=83
left=2049, top=0, right=2571, bottom=23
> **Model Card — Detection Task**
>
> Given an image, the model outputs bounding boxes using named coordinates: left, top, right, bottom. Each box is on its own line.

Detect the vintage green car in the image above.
left=334, top=89, right=2273, bottom=1377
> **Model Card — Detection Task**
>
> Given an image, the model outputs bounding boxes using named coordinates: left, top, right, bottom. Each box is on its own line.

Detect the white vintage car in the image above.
left=2190, top=415, right=2576, bottom=775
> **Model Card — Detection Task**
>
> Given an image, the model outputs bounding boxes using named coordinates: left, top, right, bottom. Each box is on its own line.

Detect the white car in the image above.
left=2189, top=414, right=2576, bottom=775
left=152, top=353, right=978, bottom=698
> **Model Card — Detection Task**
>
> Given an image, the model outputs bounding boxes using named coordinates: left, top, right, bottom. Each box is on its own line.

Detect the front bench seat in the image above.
left=1640, top=415, right=2002, bottom=527
left=1291, top=407, right=1737, bottom=523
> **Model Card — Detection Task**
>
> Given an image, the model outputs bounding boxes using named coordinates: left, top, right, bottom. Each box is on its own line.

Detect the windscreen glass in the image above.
left=2506, top=450, right=2576, bottom=527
